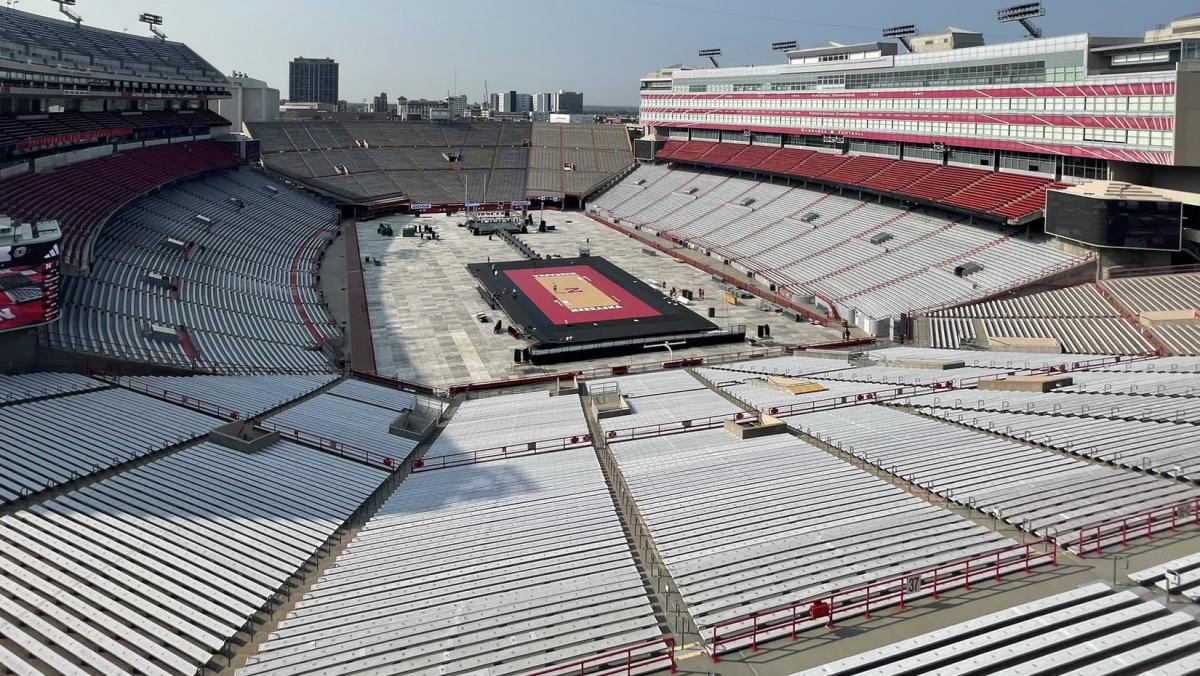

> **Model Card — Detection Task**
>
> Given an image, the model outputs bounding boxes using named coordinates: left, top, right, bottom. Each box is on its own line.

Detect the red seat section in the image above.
left=0, top=140, right=242, bottom=269
left=942, top=172, right=1053, bottom=216
left=904, top=165, right=988, bottom=202
left=0, top=109, right=230, bottom=153
left=657, top=141, right=1061, bottom=221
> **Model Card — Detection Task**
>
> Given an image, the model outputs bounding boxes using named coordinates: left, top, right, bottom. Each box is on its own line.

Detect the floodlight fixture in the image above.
left=55, top=0, right=82, bottom=26
left=139, top=12, right=166, bottom=41
left=698, top=48, right=722, bottom=68
left=998, top=2, right=1044, bottom=39
left=771, top=40, right=798, bottom=52
left=883, top=24, right=918, bottom=52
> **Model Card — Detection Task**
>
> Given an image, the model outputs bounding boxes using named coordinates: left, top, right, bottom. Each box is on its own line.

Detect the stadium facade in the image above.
left=638, top=15, right=1200, bottom=266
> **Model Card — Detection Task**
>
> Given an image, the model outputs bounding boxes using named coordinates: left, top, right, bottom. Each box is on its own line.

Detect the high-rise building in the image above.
left=488, top=92, right=499, bottom=111
left=372, top=92, right=389, bottom=114
left=446, top=95, right=468, bottom=119
left=288, top=57, right=339, bottom=105
left=552, top=90, right=583, bottom=114
left=533, top=92, right=553, bottom=113
left=513, top=93, right=533, bottom=113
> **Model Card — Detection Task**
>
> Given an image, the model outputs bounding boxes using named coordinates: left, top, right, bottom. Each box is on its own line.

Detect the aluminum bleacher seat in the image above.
left=424, top=390, right=587, bottom=458
left=1130, top=552, right=1200, bottom=603
left=791, top=583, right=1200, bottom=676
left=46, top=169, right=342, bottom=373
left=112, top=373, right=337, bottom=418
left=238, top=449, right=661, bottom=676
left=0, top=372, right=106, bottom=404
left=0, top=387, right=218, bottom=506
left=610, top=429, right=1015, bottom=638
left=788, top=405, right=1200, bottom=549
left=0, top=439, right=387, bottom=675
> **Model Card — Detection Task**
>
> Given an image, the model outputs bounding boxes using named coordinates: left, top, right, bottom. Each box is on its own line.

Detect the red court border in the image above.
left=503, top=264, right=661, bottom=324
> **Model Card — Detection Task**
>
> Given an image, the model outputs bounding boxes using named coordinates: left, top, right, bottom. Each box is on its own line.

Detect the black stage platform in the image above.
left=468, top=256, right=742, bottom=364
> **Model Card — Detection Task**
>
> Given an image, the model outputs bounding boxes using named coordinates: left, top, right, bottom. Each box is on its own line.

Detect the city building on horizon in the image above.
left=289, top=57, right=339, bottom=105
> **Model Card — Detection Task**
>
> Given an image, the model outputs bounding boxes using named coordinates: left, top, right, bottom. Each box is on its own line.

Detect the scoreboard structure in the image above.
left=0, top=218, right=62, bottom=334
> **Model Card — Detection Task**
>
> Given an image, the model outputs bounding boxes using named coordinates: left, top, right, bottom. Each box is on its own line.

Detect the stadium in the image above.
left=0, top=1, right=1200, bottom=675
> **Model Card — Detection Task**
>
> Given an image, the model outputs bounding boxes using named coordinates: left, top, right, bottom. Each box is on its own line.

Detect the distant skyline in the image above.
left=12, top=0, right=1198, bottom=105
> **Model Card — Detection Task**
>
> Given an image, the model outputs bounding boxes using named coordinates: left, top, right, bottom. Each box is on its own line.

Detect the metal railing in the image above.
left=414, top=433, right=594, bottom=471
left=256, top=420, right=399, bottom=469
left=96, top=373, right=241, bottom=419
left=709, top=538, right=1057, bottom=661
left=1070, top=498, right=1200, bottom=557
left=522, top=637, right=675, bottom=676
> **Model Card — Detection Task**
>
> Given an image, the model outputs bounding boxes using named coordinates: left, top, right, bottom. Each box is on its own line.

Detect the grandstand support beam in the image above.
left=699, top=48, right=722, bottom=68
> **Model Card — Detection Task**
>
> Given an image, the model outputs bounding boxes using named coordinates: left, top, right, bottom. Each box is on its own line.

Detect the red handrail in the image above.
left=414, top=432, right=594, bottom=471
left=256, top=420, right=399, bottom=469
left=522, top=637, right=675, bottom=676
left=1070, top=498, right=1200, bottom=557
left=709, top=538, right=1057, bottom=661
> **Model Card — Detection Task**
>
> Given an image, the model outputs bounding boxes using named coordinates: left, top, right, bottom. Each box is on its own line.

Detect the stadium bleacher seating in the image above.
left=107, top=373, right=337, bottom=418
left=0, top=386, right=218, bottom=505
left=925, top=284, right=1159, bottom=354
left=0, top=7, right=225, bottom=82
left=240, top=448, right=661, bottom=675
left=609, top=425, right=1015, bottom=640
left=655, top=141, right=1060, bottom=221
left=591, top=165, right=1087, bottom=329
left=793, top=583, right=1200, bottom=675
left=0, top=439, right=387, bottom=675
left=0, top=371, right=106, bottom=404
left=424, top=389, right=587, bottom=458
left=0, top=108, right=229, bottom=153
left=0, top=140, right=242, bottom=269
left=44, top=170, right=341, bottom=373
left=1102, top=272, right=1200, bottom=355
left=1131, top=553, right=1200, bottom=604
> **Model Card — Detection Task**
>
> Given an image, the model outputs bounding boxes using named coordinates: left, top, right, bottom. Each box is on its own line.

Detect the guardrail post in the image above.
left=1146, top=514, right=1153, bottom=541
left=790, top=606, right=797, bottom=640
left=963, top=560, right=971, bottom=591
left=668, top=638, right=677, bottom=674
left=1121, top=520, right=1128, bottom=547
left=751, top=614, right=759, bottom=652
left=932, top=568, right=939, bottom=600
left=995, top=552, right=1002, bottom=582
left=1170, top=507, right=1177, bottom=533
left=711, top=627, right=719, bottom=663
left=1078, top=529, right=1085, bottom=558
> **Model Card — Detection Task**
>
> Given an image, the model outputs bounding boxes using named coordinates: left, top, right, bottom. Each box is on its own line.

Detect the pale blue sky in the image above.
left=14, top=0, right=1198, bottom=105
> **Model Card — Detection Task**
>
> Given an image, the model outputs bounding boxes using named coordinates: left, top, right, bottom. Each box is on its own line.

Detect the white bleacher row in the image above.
left=1154, top=323, right=1200, bottom=356
left=919, top=407, right=1200, bottom=479
left=981, top=317, right=1156, bottom=355
left=930, top=284, right=1119, bottom=319
left=904, top=388, right=1200, bottom=424
left=0, top=387, right=218, bottom=506
left=590, top=165, right=1086, bottom=324
left=323, top=379, right=448, bottom=415
left=864, top=346, right=1121, bottom=371
left=0, top=372, right=106, bottom=404
left=424, top=390, right=588, bottom=457
left=1061, top=370, right=1200, bottom=397
left=697, top=355, right=857, bottom=380
left=597, top=381, right=743, bottom=433
left=240, top=449, right=661, bottom=676
left=46, top=169, right=341, bottom=372
left=785, top=406, right=1200, bottom=548
left=1090, top=356, right=1200, bottom=373
left=609, top=430, right=1014, bottom=636
left=1102, top=272, right=1200, bottom=313
left=112, top=374, right=338, bottom=419
left=0, top=440, right=386, bottom=676
left=266, top=381, right=442, bottom=466
left=793, top=583, right=1200, bottom=676
left=928, top=316, right=976, bottom=348
left=1130, top=552, right=1200, bottom=604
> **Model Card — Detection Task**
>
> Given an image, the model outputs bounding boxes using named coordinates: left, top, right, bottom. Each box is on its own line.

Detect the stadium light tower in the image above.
left=998, top=2, right=1045, bottom=39
left=139, top=12, right=166, bottom=41
left=54, top=0, right=82, bottom=26
left=882, top=24, right=919, bottom=52
left=771, top=40, right=798, bottom=53
left=698, top=48, right=722, bottom=68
